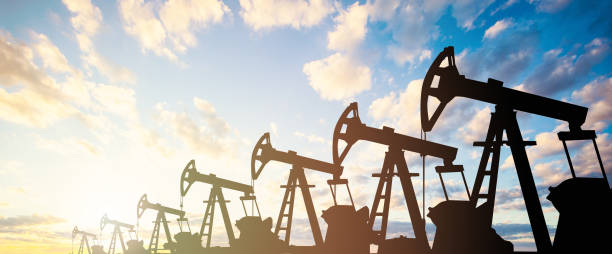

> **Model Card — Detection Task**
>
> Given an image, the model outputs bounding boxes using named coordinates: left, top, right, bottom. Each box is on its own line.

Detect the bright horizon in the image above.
left=1, top=0, right=611, bottom=253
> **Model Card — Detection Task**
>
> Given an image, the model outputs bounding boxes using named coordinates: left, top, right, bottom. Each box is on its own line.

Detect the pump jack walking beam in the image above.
left=333, top=102, right=465, bottom=250
left=180, top=159, right=258, bottom=248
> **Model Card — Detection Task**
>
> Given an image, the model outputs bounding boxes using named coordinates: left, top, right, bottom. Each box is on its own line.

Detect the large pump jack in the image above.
left=251, top=132, right=353, bottom=247
left=100, top=214, right=135, bottom=254
left=73, top=226, right=97, bottom=254
left=332, top=102, right=466, bottom=253
left=137, top=194, right=187, bottom=254
left=421, top=46, right=610, bottom=253
left=180, top=159, right=259, bottom=247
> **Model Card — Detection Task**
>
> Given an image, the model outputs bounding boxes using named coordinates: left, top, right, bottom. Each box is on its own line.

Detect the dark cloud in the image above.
left=459, top=28, right=539, bottom=84
left=522, top=38, right=610, bottom=96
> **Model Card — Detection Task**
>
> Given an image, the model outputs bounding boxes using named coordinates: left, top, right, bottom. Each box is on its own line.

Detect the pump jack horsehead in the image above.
left=422, top=46, right=611, bottom=253
left=180, top=159, right=259, bottom=248
left=136, top=194, right=187, bottom=254
left=332, top=102, right=468, bottom=254
left=251, top=132, right=354, bottom=247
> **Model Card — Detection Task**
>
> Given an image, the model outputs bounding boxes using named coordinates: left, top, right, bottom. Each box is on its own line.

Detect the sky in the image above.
left=0, top=0, right=611, bottom=253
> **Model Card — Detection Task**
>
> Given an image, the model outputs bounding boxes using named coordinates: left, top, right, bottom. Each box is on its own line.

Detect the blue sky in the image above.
left=0, top=0, right=611, bottom=253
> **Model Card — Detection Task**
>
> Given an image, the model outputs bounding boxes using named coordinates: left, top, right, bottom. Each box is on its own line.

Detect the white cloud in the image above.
left=484, top=18, right=513, bottom=39
left=119, top=0, right=229, bottom=62
left=155, top=98, right=238, bottom=158
left=458, top=107, right=491, bottom=143
left=63, top=0, right=136, bottom=84
left=62, top=0, right=102, bottom=36
left=193, top=97, right=231, bottom=136
left=0, top=32, right=79, bottom=128
left=367, top=0, right=399, bottom=21
left=239, top=0, right=333, bottom=30
left=159, top=0, right=230, bottom=53
left=571, top=76, right=612, bottom=130
left=293, top=131, right=327, bottom=144
left=34, top=134, right=101, bottom=156
left=327, top=2, right=369, bottom=52
left=368, top=79, right=422, bottom=134
left=91, top=83, right=138, bottom=121
left=30, top=33, right=76, bottom=74
left=303, top=53, right=371, bottom=101
left=270, top=122, right=278, bottom=136
left=119, top=0, right=178, bottom=61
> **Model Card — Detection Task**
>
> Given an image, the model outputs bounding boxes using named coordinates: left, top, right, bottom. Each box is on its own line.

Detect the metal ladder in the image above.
left=275, top=172, right=298, bottom=243
left=200, top=190, right=217, bottom=248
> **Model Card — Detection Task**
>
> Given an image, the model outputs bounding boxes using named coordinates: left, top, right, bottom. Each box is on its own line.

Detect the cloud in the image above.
left=155, top=97, right=238, bottom=158
left=294, top=131, right=327, bottom=144
left=159, top=0, right=230, bottom=52
left=270, top=122, right=278, bottom=136
left=0, top=214, right=65, bottom=228
left=522, top=38, right=610, bottom=96
left=571, top=133, right=612, bottom=178
left=239, top=0, right=333, bottom=31
left=367, top=0, right=400, bottom=21
left=368, top=78, right=475, bottom=140
left=384, top=0, right=495, bottom=66
left=30, top=33, right=76, bottom=75
left=484, top=18, right=513, bottom=39
left=327, top=2, right=369, bottom=52
left=571, top=76, right=612, bottom=130
left=63, top=0, right=136, bottom=84
left=369, top=79, right=422, bottom=134
left=457, top=107, right=491, bottom=144
left=91, top=83, right=138, bottom=121
left=0, top=32, right=79, bottom=128
left=532, top=0, right=572, bottom=13
left=34, top=134, right=101, bottom=156
left=458, top=28, right=539, bottom=83
left=450, top=0, right=495, bottom=30
left=303, top=53, right=371, bottom=100
left=119, top=0, right=229, bottom=62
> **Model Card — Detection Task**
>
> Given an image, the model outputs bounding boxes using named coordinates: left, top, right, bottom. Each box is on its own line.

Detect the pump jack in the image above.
left=100, top=214, right=134, bottom=254
left=180, top=159, right=259, bottom=247
left=73, top=226, right=97, bottom=254
left=137, top=194, right=186, bottom=254
left=332, top=102, right=466, bottom=253
left=251, top=132, right=352, bottom=247
left=421, top=46, right=610, bottom=252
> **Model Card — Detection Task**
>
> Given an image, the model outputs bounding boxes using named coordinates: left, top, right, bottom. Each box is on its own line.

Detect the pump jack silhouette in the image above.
left=333, top=102, right=467, bottom=253
left=72, top=226, right=98, bottom=254
left=100, top=214, right=135, bottom=254
left=136, top=194, right=187, bottom=254
left=251, top=132, right=354, bottom=248
left=180, top=159, right=260, bottom=248
left=421, top=46, right=611, bottom=253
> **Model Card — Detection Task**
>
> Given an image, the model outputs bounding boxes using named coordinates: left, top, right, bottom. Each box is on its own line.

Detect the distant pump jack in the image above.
left=251, top=132, right=353, bottom=247
left=136, top=194, right=186, bottom=254
left=100, top=214, right=135, bottom=254
left=180, top=159, right=259, bottom=248
left=72, top=226, right=97, bottom=254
